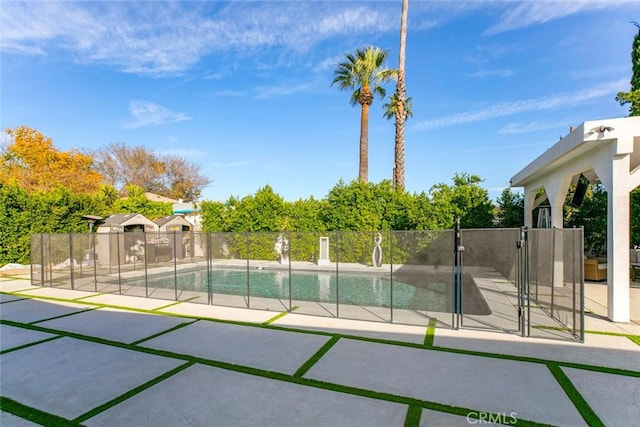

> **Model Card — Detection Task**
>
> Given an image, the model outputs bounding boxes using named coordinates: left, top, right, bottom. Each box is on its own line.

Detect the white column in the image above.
left=524, top=188, right=536, bottom=228
left=607, top=153, right=631, bottom=322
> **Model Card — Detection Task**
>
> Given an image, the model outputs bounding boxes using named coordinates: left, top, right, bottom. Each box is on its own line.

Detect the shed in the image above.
left=154, top=215, right=193, bottom=259
left=96, top=213, right=158, bottom=233
left=154, top=215, right=192, bottom=232
left=95, top=214, right=158, bottom=266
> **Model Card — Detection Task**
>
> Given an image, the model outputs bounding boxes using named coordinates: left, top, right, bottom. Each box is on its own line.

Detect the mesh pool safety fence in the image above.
left=30, top=228, right=584, bottom=341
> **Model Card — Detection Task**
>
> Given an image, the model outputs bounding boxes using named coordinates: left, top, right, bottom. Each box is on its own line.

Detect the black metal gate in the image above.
left=452, top=222, right=584, bottom=341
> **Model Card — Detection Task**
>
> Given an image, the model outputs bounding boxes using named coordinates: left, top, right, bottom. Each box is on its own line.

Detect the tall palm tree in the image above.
left=384, top=93, right=413, bottom=121
left=384, top=93, right=413, bottom=188
left=332, top=46, right=395, bottom=183
left=394, top=0, right=409, bottom=190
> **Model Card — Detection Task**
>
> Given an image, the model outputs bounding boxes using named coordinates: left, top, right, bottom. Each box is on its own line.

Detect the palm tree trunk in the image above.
left=394, top=0, right=408, bottom=190
left=359, top=103, right=369, bottom=183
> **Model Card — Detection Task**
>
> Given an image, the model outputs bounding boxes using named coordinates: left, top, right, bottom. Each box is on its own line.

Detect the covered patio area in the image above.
left=511, top=116, right=640, bottom=323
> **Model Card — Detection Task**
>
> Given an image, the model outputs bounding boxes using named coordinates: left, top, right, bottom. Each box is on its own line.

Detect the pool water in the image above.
left=127, top=268, right=449, bottom=311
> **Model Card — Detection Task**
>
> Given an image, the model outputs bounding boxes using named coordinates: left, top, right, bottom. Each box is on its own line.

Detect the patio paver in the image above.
left=433, top=327, right=640, bottom=371
left=0, top=337, right=184, bottom=420
left=36, top=307, right=191, bottom=344
left=85, top=363, right=407, bottom=426
left=0, top=299, right=89, bottom=324
left=0, top=324, right=56, bottom=352
left=140, top=320, right=331, bottom=375
left=562, top=367, right=640, bottom=426
left=304, top=338, right=586, bottom=426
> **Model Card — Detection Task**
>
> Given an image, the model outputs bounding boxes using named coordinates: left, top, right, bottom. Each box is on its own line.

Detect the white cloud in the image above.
left=468, top=69, right=515, bottom=78
left=498, top=120, right=572, bottom=134
left=211, top=160, right=253, bottom=169
left=255, top=82, right=313, bottom=99
left=125, top=100, right=191, bottom=128
left=0, top=1, right=400, bottom=76
left=484, top=0, right=631, bottom=35
left=413, top=79, right=627, bottom=131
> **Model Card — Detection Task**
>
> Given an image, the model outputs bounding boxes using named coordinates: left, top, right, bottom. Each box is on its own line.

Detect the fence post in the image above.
left=144, top=231, right=149, bottom=297
left=525, top=227, right=530, bottom=337
left=173, top=231, right=178, bottom=301
left=69, top=233, right=75, bottom=290
left=335, top=231, right=339, bottom=318
left=246, top=232, right=250, bottom=308
left=389, top=230, right=393, bottom=324
left=452, top=219, right=464, bottom=330
left=517, top=226, right=529, bottom=337
left=40, top=234, right=45, bottom=287
left=579, top=227, right=585, bottom=342
left=288, top=231, right=292, bottom=312
left=92, top=233, right=97, bottom=292
left=116, top=232, right=122, bottom=294
left=207, top=232, right=212, bottom=305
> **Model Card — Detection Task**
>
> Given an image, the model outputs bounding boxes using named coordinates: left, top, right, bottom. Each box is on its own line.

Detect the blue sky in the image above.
left=1, top=0, right=637, bottom=202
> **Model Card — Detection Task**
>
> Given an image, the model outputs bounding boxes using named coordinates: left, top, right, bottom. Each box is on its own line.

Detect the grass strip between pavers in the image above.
left=0, top=335, right=63, bottom=355
left=72, top=361, right=195, bottom=424
left=262, top=305, right=300, bottom=325
left=547, top=363, right=605, bottom=427
left=0, top=318, right=574, bottom=427
left=0, top=275, right=31, bottom=281
left=627, top=335, right=640, bottom=346
left=152, top=300, right=184, bottom=311
left=5, top=290, right=640, bottom=380
left=423, top=317, right=437, bottom=347
left=535, top=324, right=640, bottom=347
left=72, top=293, right=104, bottom=301
left=30, top=307, right=99, bottom=325
left=130, top=319, right=199, bottom=346
left=0, top=396, right=79, bottom=426
left=294, top=335, right=340, bottom=378
left=0, top=297, right=28, bottom=305
left=404, top=404, right=422, bottom=426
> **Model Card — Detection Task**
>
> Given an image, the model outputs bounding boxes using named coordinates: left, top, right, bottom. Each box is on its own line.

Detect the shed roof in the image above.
left=154, top=214, right=191, bottom=228
left=99, top=213, right=157, bottom=228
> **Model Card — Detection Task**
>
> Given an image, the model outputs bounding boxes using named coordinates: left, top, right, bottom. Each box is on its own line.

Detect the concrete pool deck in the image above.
left=1, top=275, right=639, bottom=426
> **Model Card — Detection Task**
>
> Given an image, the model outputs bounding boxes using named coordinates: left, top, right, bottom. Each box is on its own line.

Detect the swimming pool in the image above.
left=124, top=268, right=453, bottom=311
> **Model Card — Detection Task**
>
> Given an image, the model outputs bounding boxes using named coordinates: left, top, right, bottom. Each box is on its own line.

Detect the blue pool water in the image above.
left=126, top=268, right=449, bottom=311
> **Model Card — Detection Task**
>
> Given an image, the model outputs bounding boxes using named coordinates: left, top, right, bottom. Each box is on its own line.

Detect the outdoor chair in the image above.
left=584, top=258, right=607, bottom=282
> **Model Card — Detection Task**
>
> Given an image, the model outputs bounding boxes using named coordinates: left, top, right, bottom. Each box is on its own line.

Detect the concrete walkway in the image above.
left=1, top=276, right=639, bottom=426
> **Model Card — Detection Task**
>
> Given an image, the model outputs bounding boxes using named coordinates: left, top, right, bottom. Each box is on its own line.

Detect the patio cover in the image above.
left=511, top=116, right=640, bottom=322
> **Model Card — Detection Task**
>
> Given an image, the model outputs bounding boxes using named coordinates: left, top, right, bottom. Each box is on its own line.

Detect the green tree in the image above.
left=565, top=184, right=607, bottom=255
left=496, top=188, right=524, bottom=228
left=0, top=182, right=114, bottom=265
left=88, top=142, right=210, bottom=202
left=332, top=46, right=395, bottom=183
left=323, top=179, right=384, bottom=231
left=200, top=200, right=228, bottom=232
left=111, top=184, right=172, bottom=220
left=0, top=183, right=30, bottom=264
left=616, top=21, right=640, bottom=116
left=632, top=188, right=640, bottom=247
left=430, top=173, right=495, bottom=228
left=1, top=126, right=103, bottom=193
left=284, top=197, right=327, bottom=232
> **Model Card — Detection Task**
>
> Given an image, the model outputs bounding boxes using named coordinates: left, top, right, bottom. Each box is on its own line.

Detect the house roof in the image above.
left=154, top=214, right=191, bottom=228
left=145, top=192, right=178, bottom=203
